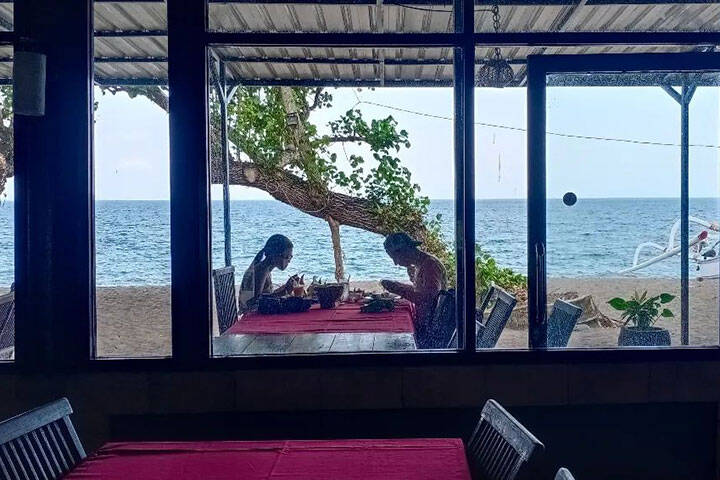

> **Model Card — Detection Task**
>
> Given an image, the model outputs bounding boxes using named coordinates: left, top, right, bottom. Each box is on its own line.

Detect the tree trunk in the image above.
left=327, top=216, right=345, bottom=282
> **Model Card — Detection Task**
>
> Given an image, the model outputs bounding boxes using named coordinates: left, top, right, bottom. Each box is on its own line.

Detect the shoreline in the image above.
left=75, top=277, right=720, bottom=357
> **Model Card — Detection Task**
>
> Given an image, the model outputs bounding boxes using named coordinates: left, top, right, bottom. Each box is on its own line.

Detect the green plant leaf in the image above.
left=608, top=298, right=627, bottom=310
left=661, top=308, right=674, bottom=318
left=659, top=293, right=675, bottom=304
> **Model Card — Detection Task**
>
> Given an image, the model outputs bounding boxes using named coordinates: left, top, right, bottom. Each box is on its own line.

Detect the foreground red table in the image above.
left=224, top=300, right=415, bottom=335
left=64, top=438, right=471, bottom=480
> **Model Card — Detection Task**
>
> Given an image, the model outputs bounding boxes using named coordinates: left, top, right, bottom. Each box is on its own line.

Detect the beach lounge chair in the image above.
left=466, top=399, right=544, bottom=480
left=446, top=286, right=517, bottom=349
left=547, top=299, right=583, bottom=348
left=0, top=290, right=14, bottom=353
left=212, top=266, right=239, bottom=335
left=555, top=467, right=576, bottom=480
left=417, top=289, right=456, bottom=349
left=0, top=398, right=86, bottom=479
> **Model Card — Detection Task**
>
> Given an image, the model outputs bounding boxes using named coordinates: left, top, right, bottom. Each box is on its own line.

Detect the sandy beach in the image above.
left=94, top=277, right=719, bottom=357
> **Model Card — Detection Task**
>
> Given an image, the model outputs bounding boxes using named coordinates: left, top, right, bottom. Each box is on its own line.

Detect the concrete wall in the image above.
left=1, top=361, right=719, bottom=478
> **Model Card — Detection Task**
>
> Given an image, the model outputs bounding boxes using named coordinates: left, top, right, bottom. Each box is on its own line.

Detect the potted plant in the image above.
left=608, top=291, right=675, bottom=347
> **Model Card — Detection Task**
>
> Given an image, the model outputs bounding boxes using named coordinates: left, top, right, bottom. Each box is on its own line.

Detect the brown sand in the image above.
left=93, top=278, right=719, bottom=357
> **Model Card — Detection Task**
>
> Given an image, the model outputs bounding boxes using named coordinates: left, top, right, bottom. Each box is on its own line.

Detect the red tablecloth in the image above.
left=64, top=439, right=471, bottom=480
left=224, top=300, right=415, bottom=335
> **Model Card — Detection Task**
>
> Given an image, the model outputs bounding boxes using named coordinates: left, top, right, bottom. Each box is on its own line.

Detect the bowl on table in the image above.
left=282, top=296, right=314, bottom=313
left=315, top=283, right=345, bottom=309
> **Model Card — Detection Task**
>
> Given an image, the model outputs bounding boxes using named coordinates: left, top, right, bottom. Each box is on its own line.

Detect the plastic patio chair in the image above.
left=212, top=266, right=239, bottom=335
left=446, top=286, right=517, bottom=349
left=418, top=289, right=456, bottom=349
left=0, top=398, right=86, bottom=479
left=555, top=467, right=576, bottom=480
left=466, top=399, right=544, bottom=480
left=476, top=286, right=517, bottom=349
left=0, top=291, right=14, bottom=352
left=547, top=299, right=583, bottom=348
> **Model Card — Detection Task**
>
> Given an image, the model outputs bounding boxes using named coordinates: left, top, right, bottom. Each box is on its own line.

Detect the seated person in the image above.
left=240, top=234, right=298, bottom=310
left=380, top=232, right=447, bottom=338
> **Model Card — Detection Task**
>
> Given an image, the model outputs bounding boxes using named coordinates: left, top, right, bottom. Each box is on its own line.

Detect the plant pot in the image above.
left=618, top=326, right=671, bottom=347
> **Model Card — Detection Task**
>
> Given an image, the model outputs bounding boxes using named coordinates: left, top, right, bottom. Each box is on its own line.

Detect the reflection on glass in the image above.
left=546, top=72, right=720, bottom=348
left=209, top=47, right=456, bottom=356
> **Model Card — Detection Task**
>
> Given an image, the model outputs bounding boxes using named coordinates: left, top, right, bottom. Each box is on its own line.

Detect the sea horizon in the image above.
left=1, top=197, right=719, bottom=287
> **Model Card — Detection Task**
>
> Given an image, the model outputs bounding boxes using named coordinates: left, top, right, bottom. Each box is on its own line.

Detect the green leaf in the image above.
left=659, top=293, right=675, bottom=304
left=608, top=298, right=627, bottom=310
left=661, top=308, right=674, bottom=318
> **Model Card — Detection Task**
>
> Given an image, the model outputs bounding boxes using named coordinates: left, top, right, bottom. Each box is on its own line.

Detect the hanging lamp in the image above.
left=476, top=5, right=514, bottom=88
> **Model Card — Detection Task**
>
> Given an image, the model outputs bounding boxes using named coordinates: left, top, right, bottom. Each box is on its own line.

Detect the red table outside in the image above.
left=64, top=439, right=471, bottom=480
left=224, top=300, right=415, bottom=335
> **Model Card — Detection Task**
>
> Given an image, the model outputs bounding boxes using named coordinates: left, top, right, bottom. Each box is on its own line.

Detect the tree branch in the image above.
left=326, top=135, right=364, bottom=144
left=309, top=88, right=324, bottom=111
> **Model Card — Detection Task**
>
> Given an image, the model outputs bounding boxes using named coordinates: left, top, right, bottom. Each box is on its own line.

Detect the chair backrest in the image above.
left=477, top=287, right=517, bottom=349
left=555, top=467, right=575, bottom=480
left=212, top=266, right=239, bottom=335
left=547, top=299, right=583, bottom=348
left=0, top=398, right=86, bottom=479
left=419, top=289, right=456, bottom=349
left=466, top=399, right=544, bottom=480
left=0, top=291, right=15, bottom=351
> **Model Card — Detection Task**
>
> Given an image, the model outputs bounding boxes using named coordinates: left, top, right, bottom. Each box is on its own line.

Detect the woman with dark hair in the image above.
left=239, top=234, right=298, bottom=309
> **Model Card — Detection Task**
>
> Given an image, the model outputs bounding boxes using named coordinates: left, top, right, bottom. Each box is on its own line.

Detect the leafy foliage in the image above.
left=225, top=86, right=452, bottom=260
left=608, top=290, right=675, bottom=329
left=475, top=245, right=527, bottom=302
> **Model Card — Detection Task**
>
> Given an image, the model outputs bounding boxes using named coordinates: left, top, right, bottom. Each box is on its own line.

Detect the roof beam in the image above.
left=207, top=0, right=719, bottom=5
left=218, top=55, right=525, bottom=64
left=94, top=30, right=166, bottom=38
left=95, top=56, right=168, bottom=63
left=205, top=31, right=720, bottom=47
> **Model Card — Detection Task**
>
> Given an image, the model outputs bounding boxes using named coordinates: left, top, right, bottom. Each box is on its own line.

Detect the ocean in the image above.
left=0, top=198, right=718, bottom=286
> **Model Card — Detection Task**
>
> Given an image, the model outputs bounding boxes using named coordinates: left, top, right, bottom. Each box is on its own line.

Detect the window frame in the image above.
left=526, top=52, right=720, bottom=350
left=6, top=0, right=720, bottom=374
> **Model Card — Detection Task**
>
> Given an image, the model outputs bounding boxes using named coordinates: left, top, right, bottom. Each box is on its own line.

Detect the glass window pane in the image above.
left=474, top=84, right=528, bottom=350
left=545, top=71, right=720, bottom=349
left=209, top=46, right=458, bottom=356
left=0, top=49, right=13, bottom=361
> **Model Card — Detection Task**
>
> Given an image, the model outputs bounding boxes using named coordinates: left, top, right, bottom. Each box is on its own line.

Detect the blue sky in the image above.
left=5, top=84, right=717, bottom=201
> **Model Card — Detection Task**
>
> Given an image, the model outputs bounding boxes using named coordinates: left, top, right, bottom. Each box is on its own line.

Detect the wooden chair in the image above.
left=476, top=286, right=517, bottom=349
left=212, top=266, right=239, bottom=335
left=0, top=398, right=86, bottom=479
left=418, top=289, right=456, bottom=349
left=555, top=467, right=576, bottom=480
left=0, top=291, right=14, bottom=352
left=466, top=399, right=544, bottom=480
left=547, top=299, right=583, bottom=348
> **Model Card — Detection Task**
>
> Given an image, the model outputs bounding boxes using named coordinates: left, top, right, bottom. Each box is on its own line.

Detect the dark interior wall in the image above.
left=1, top=361, right=720, bottom=480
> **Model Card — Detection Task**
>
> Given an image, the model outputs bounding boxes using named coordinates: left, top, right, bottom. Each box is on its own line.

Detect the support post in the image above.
left=680, top=84, right=696, bottom=346
left=527, top=61, right=547, bottom=349
left=168, top=0, right=211, bottom=360
left=14, top=0, right=94, bottom=368
left=663, top=83, right=696, bottom=346
left=453, top=0, right=474, bottom=352
left=219, top=61, right=233, bottom=268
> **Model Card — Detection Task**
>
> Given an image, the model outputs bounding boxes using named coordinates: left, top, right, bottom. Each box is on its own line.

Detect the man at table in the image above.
left=380, top=232, right=447, bottom=344
left=240, top=234, right=299, bottom=310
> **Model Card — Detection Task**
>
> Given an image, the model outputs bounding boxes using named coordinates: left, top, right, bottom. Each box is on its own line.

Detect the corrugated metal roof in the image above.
left=6, top=1, right=720, bottom=85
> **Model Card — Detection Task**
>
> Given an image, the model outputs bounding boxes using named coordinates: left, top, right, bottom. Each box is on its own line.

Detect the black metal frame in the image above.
left=526, top=52, right=720, bottom=350
left=3, top=1, right=720, bottom=374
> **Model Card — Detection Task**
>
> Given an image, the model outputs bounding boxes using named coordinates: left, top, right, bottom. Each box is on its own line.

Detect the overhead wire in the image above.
left=354, top=98, right=720, bottom=150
